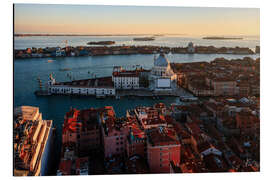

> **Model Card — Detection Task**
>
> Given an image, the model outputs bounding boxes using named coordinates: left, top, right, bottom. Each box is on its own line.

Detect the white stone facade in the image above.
left=112, top=76, right=139, bottom=89
left=48, top=85, right=115, bottom=96
left=47, top=74, right=115, bottom=97
left=112, top=66, right=140, bottom=89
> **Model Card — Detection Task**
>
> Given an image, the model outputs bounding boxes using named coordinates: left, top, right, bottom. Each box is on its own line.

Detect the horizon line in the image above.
left=14, top=33, right=260, bottom=37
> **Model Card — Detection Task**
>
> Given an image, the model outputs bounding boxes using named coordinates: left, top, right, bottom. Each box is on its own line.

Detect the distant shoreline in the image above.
left=14, top=44, right=258, bottom=59
left=203, top=36, right=243, bottom=40
left=87, top=41, right=115, bottom=45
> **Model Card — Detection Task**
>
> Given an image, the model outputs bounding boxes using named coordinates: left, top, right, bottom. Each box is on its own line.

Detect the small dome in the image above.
left=188, top=42, right=194, bottom=47
left=154, top=52, right=169, bottom=67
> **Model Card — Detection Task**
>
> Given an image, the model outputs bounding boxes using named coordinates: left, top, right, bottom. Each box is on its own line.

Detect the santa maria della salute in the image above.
left=150, top=51, right=177, bottom=91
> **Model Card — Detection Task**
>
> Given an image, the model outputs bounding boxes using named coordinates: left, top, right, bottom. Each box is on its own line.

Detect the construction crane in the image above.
left=64, top=40, right=68, bottom=51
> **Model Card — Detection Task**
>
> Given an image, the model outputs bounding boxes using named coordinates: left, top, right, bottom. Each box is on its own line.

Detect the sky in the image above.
left=14, top=4, right=260, bottom=36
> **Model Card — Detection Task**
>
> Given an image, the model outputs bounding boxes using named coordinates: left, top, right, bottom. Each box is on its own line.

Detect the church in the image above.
left=150, top=51, right=176, bottom=91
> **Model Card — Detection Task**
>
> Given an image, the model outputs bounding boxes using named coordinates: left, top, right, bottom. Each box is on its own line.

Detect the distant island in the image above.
left=203, top=36, right=243, bottom=40
left=87, top=41, right=115, bottom=45
left=133, top=37, right=155, bottom=41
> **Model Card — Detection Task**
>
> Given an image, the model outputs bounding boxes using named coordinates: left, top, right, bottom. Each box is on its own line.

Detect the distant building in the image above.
left=112, top=66, right=140, bottom=89
left=255, top=46, right=260, bottom=54
left=13, top=106, right=53, bottom=176
left=51, top=47, right=66, bottom=57
left=206, top=76, right=237, bottom=96
left=79, top=49, right=89, bottom=56
left=187, top=42, right=195, bottom=53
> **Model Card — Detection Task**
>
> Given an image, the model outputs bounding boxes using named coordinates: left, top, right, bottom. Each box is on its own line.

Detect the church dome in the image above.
left=154, top=52, right=169, bottom=67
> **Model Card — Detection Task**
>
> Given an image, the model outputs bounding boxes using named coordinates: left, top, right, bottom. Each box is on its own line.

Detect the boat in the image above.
left=47, top=60, right=54, bottom=63
left=179, top=96, right=198, bottom=102
left=59, top=68, right=72, bottom=71
left=96, top=94, right=106, bottom=99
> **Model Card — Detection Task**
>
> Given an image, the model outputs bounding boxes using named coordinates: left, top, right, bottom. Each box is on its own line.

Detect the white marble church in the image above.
left=150, top=51, right=176, bottom=91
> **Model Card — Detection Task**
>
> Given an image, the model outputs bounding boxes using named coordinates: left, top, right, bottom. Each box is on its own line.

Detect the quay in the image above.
left=34, top=51, right=194, bottom=99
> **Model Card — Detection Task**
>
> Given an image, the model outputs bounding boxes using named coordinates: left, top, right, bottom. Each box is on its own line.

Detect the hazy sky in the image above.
left=14, top=4, right=260, bottom=36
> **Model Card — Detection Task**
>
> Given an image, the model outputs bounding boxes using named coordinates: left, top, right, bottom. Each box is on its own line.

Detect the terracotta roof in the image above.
left=147, top=127, right=180, bottom=146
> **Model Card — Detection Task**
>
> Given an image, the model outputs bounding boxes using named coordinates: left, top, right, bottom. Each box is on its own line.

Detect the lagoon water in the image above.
left=14, top=35, right=260, bottom=51
left=14, top=36, right=260, bottom=173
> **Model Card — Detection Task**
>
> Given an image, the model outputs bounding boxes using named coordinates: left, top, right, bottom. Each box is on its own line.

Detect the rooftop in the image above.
left=147, top=127, right=180, bottom=147
left=63, top=107, right=101, bottom=133
left=55, top=76, right=114, bottom=88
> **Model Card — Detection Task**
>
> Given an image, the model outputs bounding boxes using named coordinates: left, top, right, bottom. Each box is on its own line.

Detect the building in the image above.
left=150, top=51, right=176, bottom=91
left=47, top=74, right=115, bottom=98
left=55, top=47, right=66, bottom=57
left=147, top=127, right=181, bottom=173
left=112, top=66, right=140, bottom=89
left=125, top=112, right=147, bottom=158
left=13, top=106, right=53, bottom=176
left=206, top=76, right=237, bottom=96
left=187, top=42, right=195, bottom=53
left=255, top=46, right=260, bottom=54
left=125, top=155, right=149, bottom=174
left=99, top=106, right=129, bottom=158
left=235, top=111, right=260, bottom=134
left=134, top=106, right=167, bottom=129
left=62, top=107, right=101, bottom=155
left=57, top=157, right=89, bottom=175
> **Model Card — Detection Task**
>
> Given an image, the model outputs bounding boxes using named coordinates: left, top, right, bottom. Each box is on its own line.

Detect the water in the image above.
left=14, top=35, right=260, bottom=173
left=14, top=53, right=260, bottom=129
left=14, top=35, right=260, bottom=51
